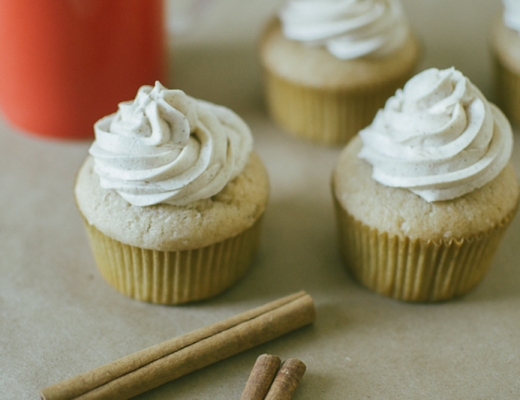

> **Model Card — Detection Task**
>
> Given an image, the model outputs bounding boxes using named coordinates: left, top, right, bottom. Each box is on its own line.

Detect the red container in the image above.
left=0, top=0, right=166, bottom=140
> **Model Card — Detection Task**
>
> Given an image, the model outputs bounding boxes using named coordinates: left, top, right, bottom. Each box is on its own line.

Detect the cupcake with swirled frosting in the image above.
left=332, top=68, right=519, bottom=302
left=260, top=0, right=420, bottom=145
left=75, top=82, right=269, bottom=304
left=492, top=0, right=520, bottom=126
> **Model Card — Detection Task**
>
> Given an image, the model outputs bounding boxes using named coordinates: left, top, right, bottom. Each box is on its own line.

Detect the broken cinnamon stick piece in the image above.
left=264, top=358, right=307, bottom=400
left=240, top=354, right=281, bottom=400
left=39, top=291, right=315, bottom=400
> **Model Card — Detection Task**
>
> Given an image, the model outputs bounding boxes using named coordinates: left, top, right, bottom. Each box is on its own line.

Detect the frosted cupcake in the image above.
left=75, top=82, right=269, bottom=304
left=260, top=0, right=420, bottom=145
left=492, top=0, right=520, bottom=126
left=332, top=68, right=519, bottom=302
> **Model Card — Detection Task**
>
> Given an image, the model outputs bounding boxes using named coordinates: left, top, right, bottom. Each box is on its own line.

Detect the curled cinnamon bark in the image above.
left=264, top=358, right=306, bottom=400
left=39, top=291, right=315, bottom=400
left=240, top=354, right=281, bottom=400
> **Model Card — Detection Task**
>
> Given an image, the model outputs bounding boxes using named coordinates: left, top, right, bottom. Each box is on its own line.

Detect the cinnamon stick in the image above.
left=39, top=291, right=315, bottom=400
left=264, top=358, right=306, bottom=400
left=240, top=354, right=281, bottom=400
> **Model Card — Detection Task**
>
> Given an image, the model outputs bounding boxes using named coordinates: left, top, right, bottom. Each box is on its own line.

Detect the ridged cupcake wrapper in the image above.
left=493, top=54, right=520, bottom=126
left=333, top=198, right=518, bottom=302
left=82, top=217, right=263, bottom=305
left=264, top=70, right=412, bottom=146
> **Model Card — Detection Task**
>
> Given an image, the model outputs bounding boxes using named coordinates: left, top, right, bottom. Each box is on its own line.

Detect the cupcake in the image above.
left=492, top=0, right=520, bottom=126
left=75, top=82, right=269, bottom=304
left=260, top=0, right=420, bottom=145
left=332, top=68, right=519, bottom=302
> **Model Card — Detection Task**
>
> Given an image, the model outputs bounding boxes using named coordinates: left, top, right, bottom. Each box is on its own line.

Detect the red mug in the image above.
left=0, top=0, right=166, bottom=140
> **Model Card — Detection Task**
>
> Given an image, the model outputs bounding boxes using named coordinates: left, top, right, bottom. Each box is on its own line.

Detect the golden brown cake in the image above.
left=332, top=68, right=519, bottom=302
left=75, top=82, right=269, bottom=304
left=260, top=0, right=420, bottom=145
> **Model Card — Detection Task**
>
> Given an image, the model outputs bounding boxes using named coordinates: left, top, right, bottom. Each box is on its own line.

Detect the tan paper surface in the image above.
left=2, top=1, right=520, bottom=398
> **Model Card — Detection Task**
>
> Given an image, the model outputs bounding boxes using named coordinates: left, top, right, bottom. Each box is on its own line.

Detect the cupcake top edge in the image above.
left=88, top=82, right=253, bottom=207
left=278, top=0, right=410, bottom=60
left=358, top=67, right=514, bottom=202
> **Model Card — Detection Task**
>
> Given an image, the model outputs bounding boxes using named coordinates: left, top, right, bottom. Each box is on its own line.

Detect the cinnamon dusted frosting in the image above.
left=358, top=68, right=513, bottom=202
left=89, top=82, right=253, bottom=206
left=279, top=0, right=409, bottom=60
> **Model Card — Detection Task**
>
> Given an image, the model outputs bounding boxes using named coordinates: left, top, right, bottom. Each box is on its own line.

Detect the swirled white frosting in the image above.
left=358, top=68, right=513, bottom=202
left=503, top=0, right=520, bottom=33
left=89, top=82, right=253, bottom=207
left=279, top=0, right=410, bottom=60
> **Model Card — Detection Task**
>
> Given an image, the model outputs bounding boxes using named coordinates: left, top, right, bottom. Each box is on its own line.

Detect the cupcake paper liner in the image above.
left=493, top=54, right=520, bottom=126
left=333, top=197, right=518, bottom=302
left=82, top=217, right=263, bottom=304
left=263, top=69, right=412, bottom=146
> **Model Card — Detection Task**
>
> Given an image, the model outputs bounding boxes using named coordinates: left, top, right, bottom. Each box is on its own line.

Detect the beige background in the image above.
left=2, top=1, right=520, bottom=399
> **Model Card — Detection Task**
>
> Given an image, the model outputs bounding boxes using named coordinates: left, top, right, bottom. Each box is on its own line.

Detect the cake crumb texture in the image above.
left=333, top=136, right=520, bottom=241
left=75, top=152, right=269, bottom=251
left=260, top=19, right=420, bottom=90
